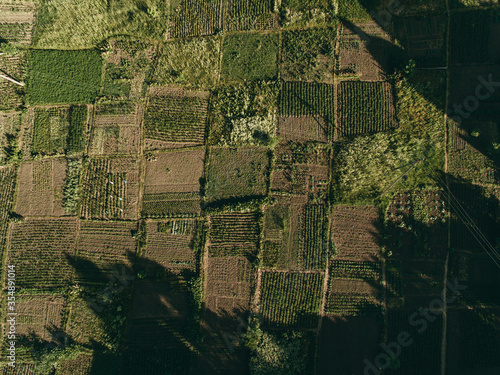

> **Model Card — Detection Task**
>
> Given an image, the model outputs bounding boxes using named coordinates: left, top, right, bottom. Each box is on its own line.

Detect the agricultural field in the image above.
left=123, top=279, right=194, bottom=374
left=0, top=165, right=16, bottom=256
left=169, top=0, right=222, bottom=38
left=272, top=142, right=330, bottom=201
left=450, top=8, right=500, bottom=65
left=101, top=39, right=156, bottom=100
left=31, top=105, right=88, bottom=155
left=205, top=146, right=270, bottom=203
left=26, top=50, right=103, bottom=105
left=74, top=221, right=137, bottom=284
left=142, top=149, right=204, bottom=217
left=5, top=218, right=78, bottom=291
left=279, top=0, right=336, bottom=27
left=55, top=354, right=93, bottom=375
left=14, top=294, right=66, bottom=342
left=393, top=14, right=447, bottom=67
left=281, top=27, right=336, bottom=83
left=152, top=37, right=220, bottom=91
left=0, top=111, right=22, bottom=163
left=209, top=81, right=279, bottom=145
left=331, top=205, right=381, bottom=262
left=279, top=81, right=335, bottom=142
left=0, top=3, right=34, bottom=110
left=226, top=0, right=278, bottom=31
left=15, top=158, right=67, bottom=217
left=143, top=87, right=209, bottom=149
left=221, top=33, right=279, bottom=82
left=259, top=271, right=324, bottom=328
left=337, top=81, right=397, bottom=137
left=89, top=102, right=140, bottom=155
left=208, top=212, right=260, bottom=258
left=141, top=219, right=201, bottom=275
left=80, top=157, right=140, bottom=220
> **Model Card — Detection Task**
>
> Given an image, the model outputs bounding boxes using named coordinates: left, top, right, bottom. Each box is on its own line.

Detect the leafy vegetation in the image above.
left=62, top=158, right=82, bottom=215
left=26, top=50, right=103, bottom=104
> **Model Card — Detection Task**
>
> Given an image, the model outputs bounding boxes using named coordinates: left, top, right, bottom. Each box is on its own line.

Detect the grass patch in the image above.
left=32, top=0, right=167, bottom=49
left=221, top=33, right=279, bottom=82
left=152, top=37, right=220, bottom=91
left=26, top=50, right=103, bottom=105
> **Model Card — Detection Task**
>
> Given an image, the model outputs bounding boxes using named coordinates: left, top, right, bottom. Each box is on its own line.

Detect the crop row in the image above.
left=170, top=0, right=221, bottom=38
left=142, top=192, right=201, bottom=218
left=226, top=0, right=276, bottom=31
left=299, top=204, right=328, bottom=270
left=329, top=260, right=381, bottom=280
left=279, top=81, right=335, bottom=118
left=0, top=166, right=17, bottom=253
left=0, top=22, right=31, bottom=43
left=144, top=95, right=207, bottom=143
left=324, top=295, right=381, bottom=316
left=338, top=81, right=396, bottom=137
left=260, top=271, right=324, bottom=328
left=209, top=212, right=260, bottom=244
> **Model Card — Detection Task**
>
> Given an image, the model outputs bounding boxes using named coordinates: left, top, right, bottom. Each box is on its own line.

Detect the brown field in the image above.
left=89, top=103, right=142, bottom=155
left=277, top=116, right=328, bottom=143
left=15, top=157, right=67, bottom=217
left=1, top=363, right=36, bottom=374
left=55, top=354, right=93, bottom=375
left=15, top=294, right=65, bottom=342
left=271, top=142, right=329, bottom=201
left=81, top=157, right=140, bottom=220
left=331, top=205, right=381, bottom=262
left=6, top=218, right=78, bottom=290
left=142, top=149, right=204, bottom=217
left=142, top=219, right=197, bottom=274
left=338, top=31, right=391, bottom=81
left=74, top=221, right=137, bottom=284
left=328, top=278, right=380, bottom=296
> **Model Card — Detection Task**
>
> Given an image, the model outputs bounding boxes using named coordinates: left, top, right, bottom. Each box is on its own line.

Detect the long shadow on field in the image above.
left=339, top=1, right=500, bottom=169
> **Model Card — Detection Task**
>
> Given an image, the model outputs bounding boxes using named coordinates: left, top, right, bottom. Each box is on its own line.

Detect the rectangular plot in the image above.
left=226, top=0, right=277, bottom=31
left=338, top=81, right=396, bottom=137
left=260, top=271, right=324, bottom=329
left=6, top=218, right=78, bottom=290
left=169, top=0, right=222, bottom=38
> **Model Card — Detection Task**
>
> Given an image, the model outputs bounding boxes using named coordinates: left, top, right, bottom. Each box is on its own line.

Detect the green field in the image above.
left=26, top=50, right=103, bottom=104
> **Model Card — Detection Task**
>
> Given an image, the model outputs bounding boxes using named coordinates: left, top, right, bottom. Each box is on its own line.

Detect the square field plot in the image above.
left=325, top=278, right=382, bottom=316
left=15, top=294, right=65, bottom=342
left=102, top=39, right=156, bottom=100
left=81, top=157, right=140, bottom=220
left=450, top=9, right=500, bottom=65
left=221, top=33, right=279, bottom=82
left=141, top=219, right=200, bottom=275
left=6, top=218, right=77, bottom=290
left=169, top=0, right=222, bottom=38
left=15, top=158, right=67, bottom=217
left=89, top=101, right=141, bottom=155
left=226, top=0, right=278, bottom=31
left=281, top=28, right=336, bottom=83
left=74, top=221, right=137, bottom=284
left=260, top=271, right=324, bottom=329
left=393, top=14, right=447, bottom=68
left=142, top=149, right=205, bottom=217
left=206, top=146, right=270, bottom=203
left=279, top=81, right=335, bottom=142
left=31, top=105, right=88, bottom=155
left=26, top=50, right=102, bottom=104
left=338, top=81, right=396, bottom=137
left=205, top=256, right=254, bottom=320
left=331, top=205, right=382, bottom=262
left=144, top=87, right=209, bottom=150
left=208, top=212, right=260, bottom=258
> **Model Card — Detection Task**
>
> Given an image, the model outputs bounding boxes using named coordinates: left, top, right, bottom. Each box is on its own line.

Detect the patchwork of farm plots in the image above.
left=0, top=3, right=499, bottom=374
